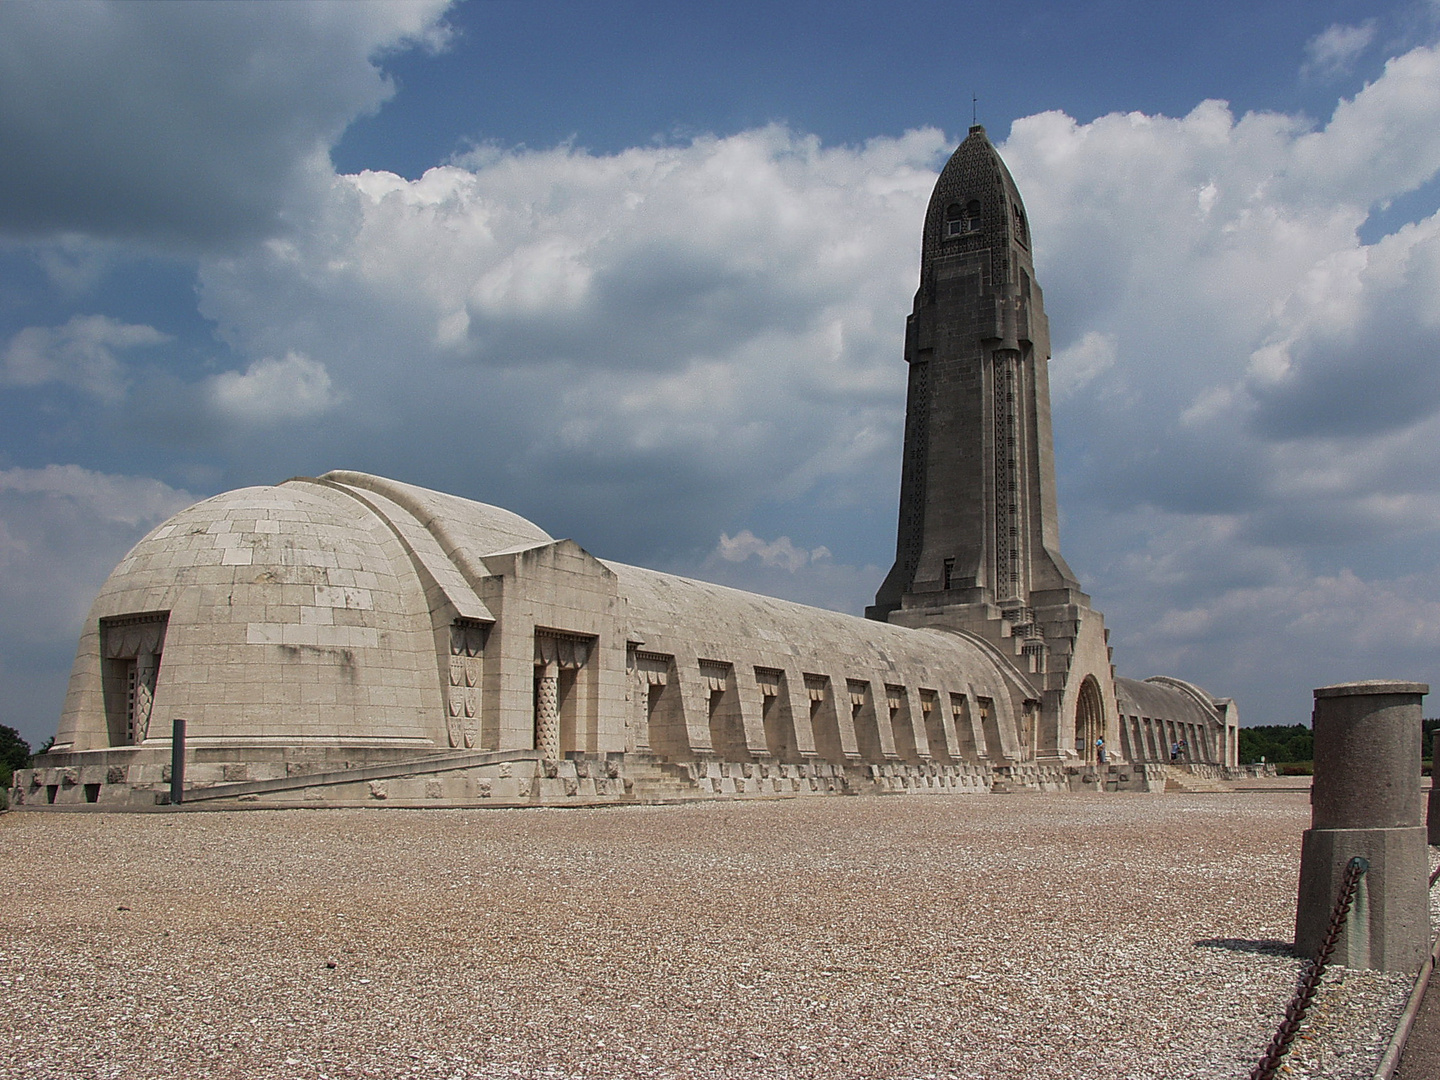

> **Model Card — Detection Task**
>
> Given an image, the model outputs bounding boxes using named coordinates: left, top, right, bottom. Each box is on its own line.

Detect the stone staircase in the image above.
left=1160, top=764, right=1232, bottom=793
left=621, top=757, right=704, bottom=802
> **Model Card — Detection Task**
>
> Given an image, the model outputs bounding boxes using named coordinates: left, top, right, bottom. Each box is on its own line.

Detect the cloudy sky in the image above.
left=4, top=0, right=1440, bottom=746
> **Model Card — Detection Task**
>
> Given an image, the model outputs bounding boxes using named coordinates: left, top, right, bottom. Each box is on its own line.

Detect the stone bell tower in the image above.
left=867, top=125, right=1118, bottom=764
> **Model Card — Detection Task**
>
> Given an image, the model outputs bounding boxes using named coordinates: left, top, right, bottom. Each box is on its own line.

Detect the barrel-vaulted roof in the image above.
left=605, top=559, right=1025, bottom=705
left=62, top=471, right=1037, bottom=755
left=1115, top=676, right=1219, bottom=727
left=57, top=479, right=443, bottom=751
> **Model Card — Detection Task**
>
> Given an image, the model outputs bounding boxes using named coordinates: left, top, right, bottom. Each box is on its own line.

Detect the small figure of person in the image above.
left=1170, top=741, right=1181, bottom=762
left=1096, top=736, right=1107, bottom=764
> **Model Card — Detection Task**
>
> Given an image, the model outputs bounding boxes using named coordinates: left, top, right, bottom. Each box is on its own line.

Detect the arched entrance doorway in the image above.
left=1074, top=675, right=1104, bottom=764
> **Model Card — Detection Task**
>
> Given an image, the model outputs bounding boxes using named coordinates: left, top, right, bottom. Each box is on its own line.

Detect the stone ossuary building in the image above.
left=12, top=126, right=1238, bottom=810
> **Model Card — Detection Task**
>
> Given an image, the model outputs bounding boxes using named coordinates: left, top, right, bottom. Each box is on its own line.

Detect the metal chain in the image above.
left=1249, top=856, right=1369, bottom=1080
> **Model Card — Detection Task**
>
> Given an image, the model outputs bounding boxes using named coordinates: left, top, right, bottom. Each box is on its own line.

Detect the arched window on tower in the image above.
left=1011, top=202, right=1028, bottom=246
left=945, top=200, right=982, bottom=238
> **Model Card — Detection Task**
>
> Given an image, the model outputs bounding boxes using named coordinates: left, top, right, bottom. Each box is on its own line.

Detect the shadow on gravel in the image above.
left=1194, top=937, right=1296, bottom=956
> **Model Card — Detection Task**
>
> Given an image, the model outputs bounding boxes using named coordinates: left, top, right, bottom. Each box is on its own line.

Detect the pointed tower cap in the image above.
left=920, top=123, right=1030, bottom=268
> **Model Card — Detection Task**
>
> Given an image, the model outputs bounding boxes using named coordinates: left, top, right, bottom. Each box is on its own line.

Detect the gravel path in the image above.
left=0, top=792, right=1427, bottom=1080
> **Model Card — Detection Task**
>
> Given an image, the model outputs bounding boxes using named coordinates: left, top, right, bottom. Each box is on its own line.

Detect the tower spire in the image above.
left=870, top=124, right=1076, bottom=618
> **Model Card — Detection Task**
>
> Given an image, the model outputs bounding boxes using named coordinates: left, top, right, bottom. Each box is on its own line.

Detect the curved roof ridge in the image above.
left=602, top=558, right=894, bottom=630
left=296, top=477, right=493, bottom=624
left=1143, top=675, right=1221, bottom=714
left=319, top=470, right=552, bottom=557
left=1116, top=675, right=1221, bottom=726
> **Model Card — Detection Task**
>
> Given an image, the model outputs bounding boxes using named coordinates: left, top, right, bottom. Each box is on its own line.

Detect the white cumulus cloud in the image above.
left=1000, top=43, right=1440, bottom=526
left=194, top=125, right=948, bottom=553
left=208, top=352, right=339, bottom=424
left=1303, top=22, right=1377, bottom=78
left=697, top=530, right=877, bottom=616
left=1050, top=330, right=1117, bottom=400
left=714, top=529, right=832, bottom=573
left=2, top=314, right=170, bottom=399
left=0, top=464, right=193, bottom=529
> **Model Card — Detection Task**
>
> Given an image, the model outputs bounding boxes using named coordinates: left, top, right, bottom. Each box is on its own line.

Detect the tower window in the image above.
left=945, top=200, right=982, bottom=238
left=943, top=557, right=955, bottom=591
left=1012, top=202, right=1028, bottom=245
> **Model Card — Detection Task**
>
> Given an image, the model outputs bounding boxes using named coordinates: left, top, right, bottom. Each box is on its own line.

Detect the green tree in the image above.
left=1, top=724, right=33, bottom=791
left=1241, top=720, right=1440, bottom=767
left=1238, top=724, right=1313, bottom=764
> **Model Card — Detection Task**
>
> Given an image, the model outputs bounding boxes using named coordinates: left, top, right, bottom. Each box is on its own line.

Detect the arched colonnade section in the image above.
left=1114, top=676, right=1240, bottom=768
left=608, top=562, right=1037, bottom=768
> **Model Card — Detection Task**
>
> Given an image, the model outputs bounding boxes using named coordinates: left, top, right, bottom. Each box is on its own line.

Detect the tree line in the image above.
left=1239, top=719, right=1440, bottom=764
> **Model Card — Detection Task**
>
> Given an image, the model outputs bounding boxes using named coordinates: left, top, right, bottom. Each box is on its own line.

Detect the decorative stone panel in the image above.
left=447, top=620, right=486, bottom=748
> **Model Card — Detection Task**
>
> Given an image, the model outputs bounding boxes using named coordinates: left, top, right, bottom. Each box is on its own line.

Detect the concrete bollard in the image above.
left=1295, top=680, right=1430, bottom=972
left=170, top=717, right=186, bottom=807
left=1429, top=730, right=1440, bottom=846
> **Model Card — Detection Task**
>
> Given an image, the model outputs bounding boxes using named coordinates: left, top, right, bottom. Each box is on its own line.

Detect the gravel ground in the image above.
left=0, top=792, right=1431, bottom=1080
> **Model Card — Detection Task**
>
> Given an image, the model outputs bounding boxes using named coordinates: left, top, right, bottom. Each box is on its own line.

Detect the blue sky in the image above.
left=3, top=0, right=1440, bottom=747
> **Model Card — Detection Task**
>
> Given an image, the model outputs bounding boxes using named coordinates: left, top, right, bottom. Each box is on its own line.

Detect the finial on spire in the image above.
left=972, top=93, right=978, bottom=127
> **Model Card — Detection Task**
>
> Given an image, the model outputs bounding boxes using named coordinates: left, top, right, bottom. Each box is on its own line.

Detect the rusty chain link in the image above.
left=1249, top=855, right=1369, bottom=1080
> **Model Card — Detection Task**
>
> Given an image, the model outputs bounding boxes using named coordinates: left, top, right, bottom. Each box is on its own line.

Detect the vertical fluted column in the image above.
left=535, top=662, right=560, bottom=760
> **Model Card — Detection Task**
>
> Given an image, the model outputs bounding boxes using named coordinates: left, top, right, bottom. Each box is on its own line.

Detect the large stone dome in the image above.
left=55, top=478, right=464, bottom=752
